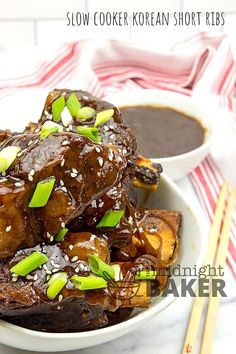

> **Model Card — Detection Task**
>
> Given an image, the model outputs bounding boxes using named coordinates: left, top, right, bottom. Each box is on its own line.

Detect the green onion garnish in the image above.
left=55, top=228, right=68, bottom=242
left=47, top=272, right=68, bottom=300
left=10, top=251, right=48, bottom=276
left=71, top=275, right=107, bottom=290
left=88, top=254, right=115, bottom=280
left=52, top=96, right=65, bottom=122
left=97, top=210, right=124, bottom=228
left=28, top=176, right=56, bottom=208
left=77, top=107, right=95, bottom=121
left=77, top=126, right=101, bottom=143
left=111, top=264, right=123, bottom=281
left=40, top=121, right=63, bottom=140
left=135, top=270, right=157, bottom=280
left=94, top=109, right=114, bottom=127
left=0, top=146, right=21, bottom=173
left=66, top=93, right=81, bottom=117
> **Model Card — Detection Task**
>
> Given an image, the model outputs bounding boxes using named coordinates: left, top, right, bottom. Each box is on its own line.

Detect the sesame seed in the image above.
left=68, top=124, right=73, bottom=131
left=28, top=140, right=33, bottom=146
left=50, top=236, right=54, bottom=242
left=28, top=175, right=33, bottom=182
left=29, top=169, right=35, bottom=176
left=69, top=245, right=74, bottom=250
left=138, top=227, right=144, bottom=233
left=83, top=95, right=89, bottom=100
left=62, top=140, right=69, bottom=146
left=43, top=264, right=48, bottom=271
left=117, top=157, right=123, bottom=163
left=104, top=126, right=109, bottom=132
left=61, top=186, right=67, bottom=193
left=46, top=270, right=52, bottom=275
left=70, top=172, right=77, bottom=178
left=128, top=216, right=133, bottom=224
left=99, top=201, right=104, bottom=208
left=58, top=295, right=63, bottom=302
left=61, top=222, right=65, bottom=228
left=64, top=255, right=69, bottom=262
left=61, top=158, right=65, bottom=167
left=95, top=147, right=101, bottom=153
left=52, top=268, right=59, bottom=273
left=33, top=274, right=38, bottom=281
left=71, top=256, right=79, bottom=262
left=26, top=275, right=32, bottom=280
left=54, top=263, right=60, bottom=268
left=75, top=267, right=80, bottom=273
left=5, top=226, right=11, bottom=232
left=50, top=260, right=55, bottom=266
left=110, top=134, right=115, bottom=139
left=15, top=182, right=22, bottom=187
left=72, top=168, right=78, bottom=174
left=123, top=149, right=127, bottom=155
left=98, top=157, right=103, bottom=167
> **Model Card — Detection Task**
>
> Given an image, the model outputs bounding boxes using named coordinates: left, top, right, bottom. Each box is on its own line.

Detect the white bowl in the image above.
left=0, top=174, right=207, bottom=352
left=104, top=89, right=214, bottom=180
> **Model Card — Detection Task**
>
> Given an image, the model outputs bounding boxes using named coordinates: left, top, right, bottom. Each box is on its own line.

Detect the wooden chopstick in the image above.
left=200, top=187, right=236, bottom=354
left=182, top=181, right=229, bottom=354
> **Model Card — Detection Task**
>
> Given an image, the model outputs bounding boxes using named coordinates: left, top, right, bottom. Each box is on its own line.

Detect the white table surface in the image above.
left=0, top=177, right=235, bottom=354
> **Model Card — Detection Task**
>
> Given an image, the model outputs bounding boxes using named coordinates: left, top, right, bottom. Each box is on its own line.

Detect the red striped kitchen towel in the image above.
left=0, top=33, right=235, bottom=275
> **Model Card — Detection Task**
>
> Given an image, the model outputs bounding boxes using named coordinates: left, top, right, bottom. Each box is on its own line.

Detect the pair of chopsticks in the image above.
left=182, top=182, right=236, bottom=354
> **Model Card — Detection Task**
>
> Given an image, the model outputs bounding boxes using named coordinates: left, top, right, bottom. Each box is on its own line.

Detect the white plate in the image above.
left=0, top=174, right=207, bottom=352
left=104, top=89, right=214, bottom=180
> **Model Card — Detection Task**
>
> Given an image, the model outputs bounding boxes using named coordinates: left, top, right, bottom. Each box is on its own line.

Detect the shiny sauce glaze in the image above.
left=120, top=106, right=205, bottom=158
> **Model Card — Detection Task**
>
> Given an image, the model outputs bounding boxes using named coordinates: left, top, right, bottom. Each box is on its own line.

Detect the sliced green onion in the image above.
left=111, top=264, right=123, bottom=281
left=77, top=126, right=101, bottom=143
left=0, top=146, right=21, bottom=173
left=135, top=270, right=157, bottom=280
left=28, top=176, right=56, bottom=208
left=97, top=210, right=124, bottom=228
left=66, top=93, right=81, bottom=117
left=47, top=272, right=68, bottom=300
left=94, top=109, right=114, bottom=127
left=61, top=106, right=73, bottom=127
left=77, top=107, right=95, bottom=120
left=71, top=275, right=107, bottom=290
left=40, top=121, right=63, bottom=140
left=88, top=254, right=115, bottom=280
left=52, top=96, right=65, bottom=122
left=10, top=251, right=48, bottom=276
left=55, top=228, right=68, bottom=242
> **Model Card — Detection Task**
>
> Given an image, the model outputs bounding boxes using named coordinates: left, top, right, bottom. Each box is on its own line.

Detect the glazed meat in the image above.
left=0, top=132, right=127, bottom=258
left=0, top=234, right=120, bottom=332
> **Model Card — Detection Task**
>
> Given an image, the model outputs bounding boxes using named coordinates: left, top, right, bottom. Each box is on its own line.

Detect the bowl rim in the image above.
left=104, top=89, right=214, bottom=161
left=0, top=173, right=207, bottom=342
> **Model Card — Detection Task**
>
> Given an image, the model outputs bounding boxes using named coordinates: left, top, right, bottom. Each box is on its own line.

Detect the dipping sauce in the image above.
left=120, top=106, right=205, bottom=158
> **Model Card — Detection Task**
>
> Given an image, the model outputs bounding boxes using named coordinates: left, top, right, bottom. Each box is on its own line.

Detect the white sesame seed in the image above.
left=29, top=169, right=35, bottom=176
left=69, top=245, right=74, bottom=250
left=64, top=255, right=69, bottom=262
left=71, top=256, right=79, bottom=262
left=61, top=222, right=65, bottom=228
left=117, top=157, right=123, bottom=163
left=58, top=295, right=63, bottom=302
left=95, top=147, right=101, bottom=153
left=123, top=148, right=127, bottom=155
left=26, top=275, right=32, bottom=280
left=50, top=259, right=55, bottom=266
left=110, top=134, right=115, bottom=139
left=28, top=175, right=33, bottom=182
left=83, top=95, right=89, bottom=100
left=5, top=226, right=11, bottom=232
left=28, top=140, right=33, bottom=146
left=61, top=158, right=65, bottom=167
left=98, top=157, right=103, bottom=167
left=62, top=140, right=69, bottom=146
left=104, top=126, right=109, bottom=132
left=75, top=267, right=80, bottom=273
left=46, top=232, right=51, bottom=239
left=70, top=172, right=77, bottom=178
left=128, top=216, right=133, bottom=224
left=43, top=264, right=48, bottom=271
left=91, top=200, right=97, bottom=208
left=15, top=182, right=22, bottom=187
left=99, top=201, right=104, bottom=208
left=52, top=268, right=59, bottom=273
left=50, top=236, right=54, bottom=242
left=54, top=263, right=60, bottom=268
left=61, top=186, right=67, bottom=193
left=72, top=168, right=78, bottom=174
left=46, top=270, right=52, bottom=275
left=68, top=124, right=73, bottom=131
left=33, top=274, right=38, bottom=281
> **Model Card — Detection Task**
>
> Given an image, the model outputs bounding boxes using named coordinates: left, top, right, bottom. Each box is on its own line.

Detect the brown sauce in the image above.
left=120, top=106, right=205, bottom=158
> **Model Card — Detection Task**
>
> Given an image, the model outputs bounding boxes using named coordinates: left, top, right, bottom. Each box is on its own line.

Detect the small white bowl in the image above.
left=104, top=89, right=214, bottom=180
left=0, top=174, right=207, bottom=352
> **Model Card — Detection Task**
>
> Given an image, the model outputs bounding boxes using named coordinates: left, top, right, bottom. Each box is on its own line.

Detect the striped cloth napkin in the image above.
left=0, top=32, right=235, bottom=275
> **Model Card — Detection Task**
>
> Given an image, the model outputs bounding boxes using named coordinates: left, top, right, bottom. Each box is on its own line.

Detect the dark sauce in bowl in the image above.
left=120, top=106, right=205, bottom=158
